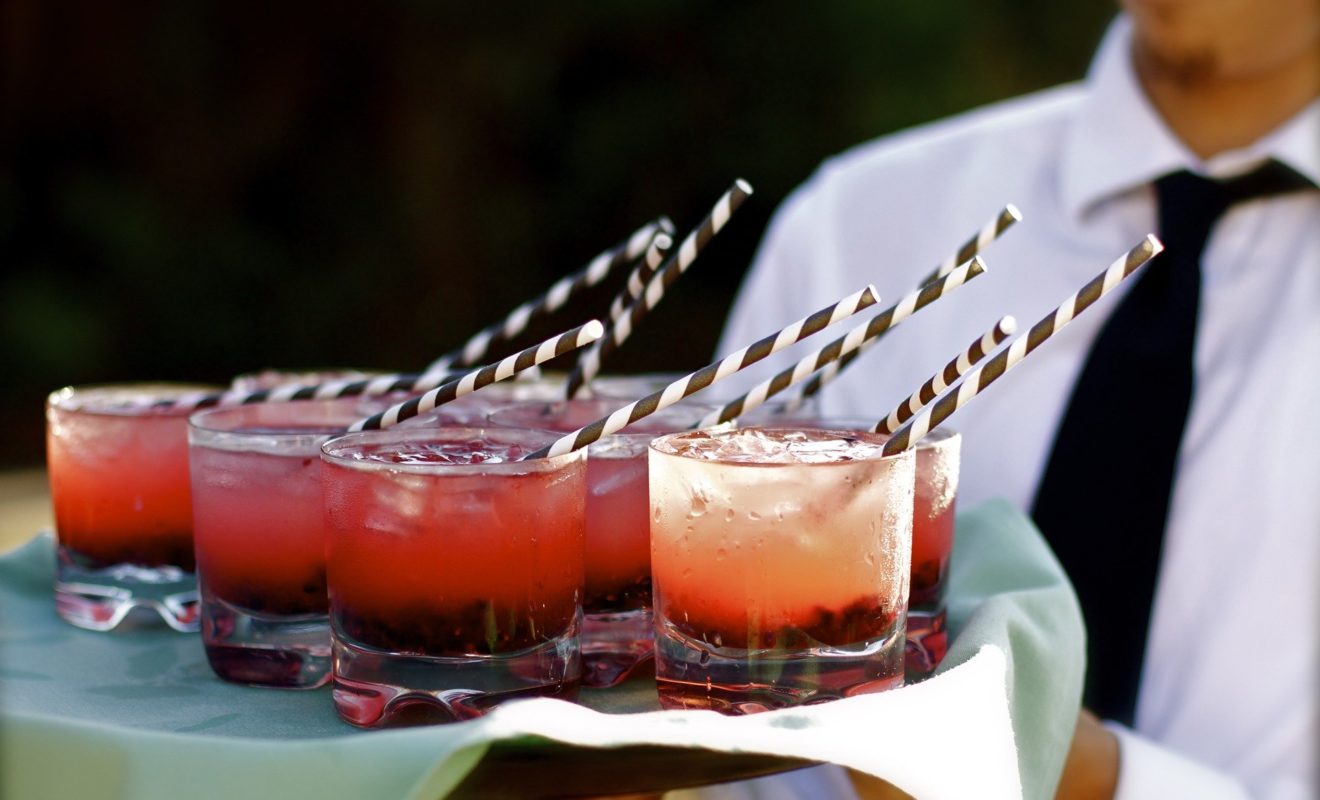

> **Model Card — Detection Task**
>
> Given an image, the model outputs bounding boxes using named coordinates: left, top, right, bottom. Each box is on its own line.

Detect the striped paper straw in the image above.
left=913, top=205, right=1022, bottom=288
left=882, top=235, right=1164, bottom=455
left=423, top=217, right=667, bottom=375
left=738, top=256, right=988, bottom=418
left=148, top=369, right=464, bottom=412
left=351, top=320, right=605, bottom=432
left=873, top=315, right=1017, bottom=435
left=523, top=284, right=880, bottom=460
left=563, top=180, right=754, bottom=399
left=608, top=232, right=673, bottom=323
left=695, top=267, right=993, bottom=430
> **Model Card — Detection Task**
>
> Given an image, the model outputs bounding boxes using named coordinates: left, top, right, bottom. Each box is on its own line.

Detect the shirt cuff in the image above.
left=1106, top=723, right=1250, bottom=800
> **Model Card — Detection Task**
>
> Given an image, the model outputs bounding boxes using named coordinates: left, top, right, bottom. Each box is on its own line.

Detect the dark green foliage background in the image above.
left=1, top=1, right=1113, bottom=465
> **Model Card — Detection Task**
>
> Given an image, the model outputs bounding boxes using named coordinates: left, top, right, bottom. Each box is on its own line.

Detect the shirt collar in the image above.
left=1213, top=98, right=1320, bottom=185
left=1060, top=15, right=1320, bottom=221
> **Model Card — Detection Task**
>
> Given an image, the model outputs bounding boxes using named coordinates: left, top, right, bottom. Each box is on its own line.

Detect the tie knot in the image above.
left=1156, top=159, right=1315, bottom=218
left=1154, top=160, right=1315, bottom=254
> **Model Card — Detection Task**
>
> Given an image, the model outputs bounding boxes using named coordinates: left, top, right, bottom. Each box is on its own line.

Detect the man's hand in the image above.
left=1055, top=708, right=1119, bottom=800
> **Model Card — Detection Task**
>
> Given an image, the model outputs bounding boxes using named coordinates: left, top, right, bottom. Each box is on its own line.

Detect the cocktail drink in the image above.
left=489, top=398, right=713, bottom=687
left=649, top=428, right=914, bottom=713
left=321, top=427, right=585, bottom=727
left=46, top=384, right=217, bottom=631
left=906, top=429, right=959, bottom=679
left=188, top=400, right=362, bottom=688
left=774, top=420, right=961, bottom=680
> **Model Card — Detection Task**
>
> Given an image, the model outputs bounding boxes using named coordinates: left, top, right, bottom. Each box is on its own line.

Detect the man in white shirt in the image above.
left=719, top=2, right=1318, bottom=797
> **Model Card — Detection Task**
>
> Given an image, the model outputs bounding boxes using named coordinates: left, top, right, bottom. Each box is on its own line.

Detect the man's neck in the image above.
left=1133, top=42, right=1320, bottom=160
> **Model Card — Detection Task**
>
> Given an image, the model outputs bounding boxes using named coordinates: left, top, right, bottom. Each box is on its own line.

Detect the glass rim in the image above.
left=188, top=399, right=364, bottom=442
left=47, top=382, right=224, bottom=418
left=648, top=427, right=915, bottom=468
left=750, top=419, right=960, bottom=451
left=320, top=425, right=584, bottom=475
left=913, top=426, right=960, bottom=449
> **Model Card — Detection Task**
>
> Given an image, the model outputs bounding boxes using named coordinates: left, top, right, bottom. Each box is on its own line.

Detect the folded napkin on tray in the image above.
left=0, top=500, right=1083, bottom=800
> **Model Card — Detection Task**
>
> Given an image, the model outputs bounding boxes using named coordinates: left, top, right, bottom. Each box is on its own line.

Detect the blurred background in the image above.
left=1, top=0, right=1113, bottom=468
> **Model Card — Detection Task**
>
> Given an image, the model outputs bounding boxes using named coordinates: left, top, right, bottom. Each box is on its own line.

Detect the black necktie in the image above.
left=1031, top=159, right=1314, bottom=725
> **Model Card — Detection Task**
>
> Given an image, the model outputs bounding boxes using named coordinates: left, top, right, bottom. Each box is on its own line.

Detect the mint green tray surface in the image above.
left=0, top=500, right=1082, bottom=799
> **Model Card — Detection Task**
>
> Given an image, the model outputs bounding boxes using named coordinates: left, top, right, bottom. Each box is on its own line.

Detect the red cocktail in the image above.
left=907, top=429, right=959, bottom=678
left=46, top=384, right=216, bottom=631
left=321, top=426, right=585, bottom=727
left=189, top=400, right=361, bottom=688
left=649, top=428, right=914, bottom=713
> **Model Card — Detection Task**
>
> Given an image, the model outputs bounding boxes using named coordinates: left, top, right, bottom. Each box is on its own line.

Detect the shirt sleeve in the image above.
left=1107, top=723, right=1302, bottom=800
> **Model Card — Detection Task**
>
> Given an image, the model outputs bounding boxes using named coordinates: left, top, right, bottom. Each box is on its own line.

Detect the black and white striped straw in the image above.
left=523, top=284, right=880, bottom=460
left=608, top=231, right=673, bottom=323
left=882, top=235, right=1163, bottom=455
left=351, top=320, right=605, bottom=432
left=423, top=217, right=668, bottom=376
left=913, top=205, right=1022, bottom=288
left=752, top=256, right=989, bottom=416
left=694, top=262, right=991, bottom=429
left=873, top=316, right=1017, bottom=435
left=563, top=180, right=754, bottom=399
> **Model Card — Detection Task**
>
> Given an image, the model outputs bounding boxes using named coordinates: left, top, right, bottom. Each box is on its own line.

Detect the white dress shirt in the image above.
left=717, top=16, right=1318, bottom=800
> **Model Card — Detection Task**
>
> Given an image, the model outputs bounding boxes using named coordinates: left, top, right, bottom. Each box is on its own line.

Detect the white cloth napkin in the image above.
left=408, top=645, right=1020, bottom=800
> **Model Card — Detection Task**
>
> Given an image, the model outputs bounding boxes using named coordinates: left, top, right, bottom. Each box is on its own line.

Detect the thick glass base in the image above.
left=905, top=607, right=948, bottom=682
left=202, top=595, right=330, bottom=689
left=654, top=615, right=904, bottom=714
left=581, top=609, right=654, bottom=688
left=331, top=624, right=581, bottom=728
left=55, top=545, right=199, bottom=632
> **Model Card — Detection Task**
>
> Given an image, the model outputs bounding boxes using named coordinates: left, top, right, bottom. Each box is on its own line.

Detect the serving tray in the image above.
left=0, top=502, right=1081, bottom=799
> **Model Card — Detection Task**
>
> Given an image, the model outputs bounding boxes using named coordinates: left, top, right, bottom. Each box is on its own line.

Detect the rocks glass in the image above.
left=188, top=399, right=362, bottom=688
left=648, top=427, right=914, bottom=713
left=47, top=384, right=215, bottom=632
left=321, top=426, right=585, bottom=726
